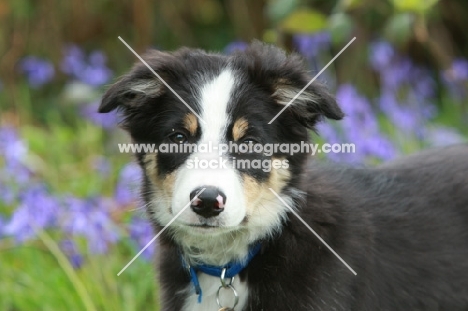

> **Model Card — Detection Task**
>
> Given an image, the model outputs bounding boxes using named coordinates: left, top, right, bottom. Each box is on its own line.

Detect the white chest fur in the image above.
left=182, top=272, right=249, bottom=311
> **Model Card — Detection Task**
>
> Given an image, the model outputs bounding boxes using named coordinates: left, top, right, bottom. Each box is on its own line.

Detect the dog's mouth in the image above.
left=180, top=221, right=240, bottom=234
left=178, top=220, right=222, bottom=230
left=180, top=214, right=225, bottom=229
left=178, top=215, right=248, bottom=231
left=187, top=224, right=219, bottom=228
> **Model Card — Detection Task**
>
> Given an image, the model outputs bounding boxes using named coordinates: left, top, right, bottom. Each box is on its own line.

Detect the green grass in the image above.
left=0, top=236, right=159, bottom=310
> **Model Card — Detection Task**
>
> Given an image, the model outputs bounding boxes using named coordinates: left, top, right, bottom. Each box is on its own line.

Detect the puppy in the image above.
left=100, top=42, right=468, bottom=310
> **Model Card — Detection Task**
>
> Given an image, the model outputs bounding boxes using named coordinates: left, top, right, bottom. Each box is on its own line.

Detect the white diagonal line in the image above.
left=268, top=188, right=357, bottom=275
left=117, top=188, right=206, bottom=276
left=268, top=37, right=356, bottom=124
left=117, top=36, right=206, bottom=124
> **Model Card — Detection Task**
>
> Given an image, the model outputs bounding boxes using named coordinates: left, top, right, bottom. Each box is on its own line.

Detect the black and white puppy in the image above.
left=99, top=42, right=468, bottom=310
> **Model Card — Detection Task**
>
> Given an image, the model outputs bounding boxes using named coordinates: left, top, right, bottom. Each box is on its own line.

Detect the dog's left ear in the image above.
left=237, top=41, right=344, bottom=128
left=272, top=78, right=344, bottom=128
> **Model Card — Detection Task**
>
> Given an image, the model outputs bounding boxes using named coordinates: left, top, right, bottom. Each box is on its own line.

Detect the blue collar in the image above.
left=181, top=243, right=262, bottom=303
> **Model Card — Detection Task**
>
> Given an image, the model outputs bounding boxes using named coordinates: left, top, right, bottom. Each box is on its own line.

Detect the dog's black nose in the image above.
left=190, top=186, right=226, bottom=218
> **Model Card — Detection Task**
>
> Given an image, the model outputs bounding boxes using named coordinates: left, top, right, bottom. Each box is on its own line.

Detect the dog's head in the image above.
left=100, top=42, right=342, bottom=263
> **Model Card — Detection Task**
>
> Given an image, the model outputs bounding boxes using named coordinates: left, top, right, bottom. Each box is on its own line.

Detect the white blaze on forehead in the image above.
left=169, top=68, right=246, bottom=229
left=198, top=69, right=235, bottom=144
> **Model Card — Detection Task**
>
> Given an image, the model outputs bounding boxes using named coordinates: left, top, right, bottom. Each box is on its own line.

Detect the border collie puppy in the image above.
left=99, top=42, right=468, bottom=311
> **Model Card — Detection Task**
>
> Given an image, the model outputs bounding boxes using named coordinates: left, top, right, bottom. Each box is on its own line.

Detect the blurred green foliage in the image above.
left=1, top=0, right=468, bottom=122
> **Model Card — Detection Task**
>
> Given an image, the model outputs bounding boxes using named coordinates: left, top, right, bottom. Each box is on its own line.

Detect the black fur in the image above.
left=100, top=42, right=468, bottom=310
left=156, top=144, right=468, bottom=310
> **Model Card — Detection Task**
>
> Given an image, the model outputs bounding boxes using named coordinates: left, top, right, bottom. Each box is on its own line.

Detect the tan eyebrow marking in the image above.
left=232, top=117, right=249, bottom=141
left=183, top=113, right=198, bottom=136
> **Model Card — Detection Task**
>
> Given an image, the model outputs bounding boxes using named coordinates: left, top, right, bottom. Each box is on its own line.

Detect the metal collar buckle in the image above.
left=216, top=268, right=239, bottom=311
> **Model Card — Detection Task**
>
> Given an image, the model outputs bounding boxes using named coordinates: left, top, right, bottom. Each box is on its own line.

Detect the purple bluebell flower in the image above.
left=316, top=122, right=340, bottom=145
left=425, top=126, right=466, bottom=147
left=333, top=85, right=397, bottom=163
left=224, top=41, right=249, bottom=54
left=61, top=45, right=113, bottom=86
left=4, top=185, right=60, bottom=242
left=316, top=122, right=361, bottom=163
left=0, top=215, right=5, bottom=237
left=79, top=64, right=113, bottom=86
left=2, top=161, right=31, bottom=185
left=61, top=45, right=86, bottom=77
left=441, top=59, right=468, bottom=99
left=81, top=100, right=120, bottom=129
left=0, top=126, right=24, bottom=153
left=379, top=91, right=436, bottom=140
left=317, top=85, right=398, bottom=164
left=0, top=179, right=16, bottom=205
left=62, top=197, right=91, bottom=236
left=337, top=85, right=380, bottom=140
left=369, top=40, right=438, bottom=142
left=379, top=92, right=418, bottom=132
left=86, top=204, right=120, bottom=253
left=410, top=67, right=435, bottom=100
left=360, top=135, right=397, bottom=161
left=91, top=155, right=111, bottom=176
left=89, top=51, right=107, bottom=67
left=61, top=239, right=84, bottom=269
left=62, top=196, right=120, bottom=254
left=293, top=32, right=331, bottom=60
left=19, top=56, right=55, bottom=88
left=114, top=163, right=141, bottom=206
left=128, top=216, right=155, bottom=260
left=380, top=58, right=414, bottom=91
left=371, top=41, right=436, bottom=107
left=445, top=59, right=468, bottom=82
left=1, top=131, right=28, bottom=163
left=369, top=41, right=394, bottom=71
left=0, top=126, right=31, bottom=184
left=406, top=89, right=438, bottom=120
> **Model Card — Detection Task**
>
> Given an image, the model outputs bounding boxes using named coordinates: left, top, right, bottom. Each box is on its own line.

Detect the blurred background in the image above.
left=0, top=0, right=467, bottom=309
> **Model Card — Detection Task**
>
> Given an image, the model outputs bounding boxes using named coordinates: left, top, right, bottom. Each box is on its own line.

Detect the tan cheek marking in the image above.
left=143, top=154, right=158, bottom=182
left=232, top=117, right=249, bottom=141
left=243, top=174, right=264, bottom=211
left=267, top=158, right=291, bottom=193
left=161, top=171, right=176, bottom=198
left=183, top=113, right=198, bottom=136
left=143, top=153, right=176, bottom=197
left=243, top=157, right=291, bottom=214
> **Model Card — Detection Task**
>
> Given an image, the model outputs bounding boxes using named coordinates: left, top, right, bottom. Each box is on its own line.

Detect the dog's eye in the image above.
left=170, top=132, right=188, bottom=144
left=242, top=138, right=257, bottom=144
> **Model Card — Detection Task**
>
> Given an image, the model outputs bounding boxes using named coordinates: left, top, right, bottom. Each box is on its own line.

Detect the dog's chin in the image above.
left=172, top=221, right=252, bottom=266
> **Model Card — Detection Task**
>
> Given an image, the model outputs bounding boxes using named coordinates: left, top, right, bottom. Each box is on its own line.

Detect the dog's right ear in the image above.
left=99, top=50, right=172, bottom=113
left=98, top=72, right=164, bottom=113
